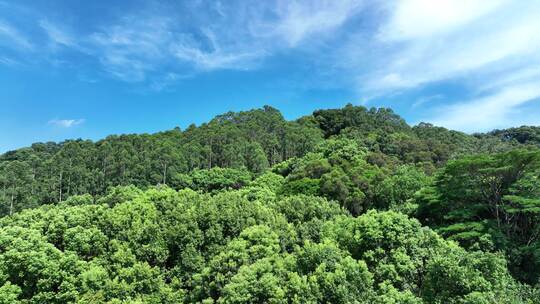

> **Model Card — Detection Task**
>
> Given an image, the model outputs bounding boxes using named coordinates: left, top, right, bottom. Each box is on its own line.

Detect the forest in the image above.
left=1, top=104, right=540, bottom=303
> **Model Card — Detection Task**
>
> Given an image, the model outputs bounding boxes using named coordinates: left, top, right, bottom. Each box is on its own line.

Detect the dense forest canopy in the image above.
left=1, top=104, right=539, bottom=303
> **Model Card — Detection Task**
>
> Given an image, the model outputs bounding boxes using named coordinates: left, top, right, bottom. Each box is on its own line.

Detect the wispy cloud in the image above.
left=48, top=119, right=85, bottom=128
left=2, top=0, right=540, bottom=132
left=427, top=83, right=540, bottom=132
left=89, top=16, right=181, bottom=81
left=0, top=56, right=18, bottom=66
left=378, top=0, right=507, bottom=42
left=411, top=94, right=443, bottom=109
left=262, top=0, right=364, bottom=47
left=168, top=27, right=265, bottom=71
left=171, top=41, right=265, bottom=71
left=39, top=20, right=76, bottom=48
left=78, top=1, right=365, bottom=81
left=0, top=1, right=365, bottom=83
left=327, top=0, right=540, bottom=131
left=355, top=1, right=540, bottom=95
left=148, top=72, right=204, bottom=92
left=0, top=19, right=32, bottom=49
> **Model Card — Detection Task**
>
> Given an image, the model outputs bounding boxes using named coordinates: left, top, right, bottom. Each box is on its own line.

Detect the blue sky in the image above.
left=1, top=0, right=540, bottom=152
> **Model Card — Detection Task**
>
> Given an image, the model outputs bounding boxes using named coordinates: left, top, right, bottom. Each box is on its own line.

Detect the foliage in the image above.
left=0, top=104, right=539, bottom=303
left=0, top=185, right=534, bottom=303
left=415, top=149, right=540, bottom=283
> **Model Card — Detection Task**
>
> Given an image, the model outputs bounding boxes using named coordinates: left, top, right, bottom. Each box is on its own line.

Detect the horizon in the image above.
left=1, top=0, right=540, bottom=152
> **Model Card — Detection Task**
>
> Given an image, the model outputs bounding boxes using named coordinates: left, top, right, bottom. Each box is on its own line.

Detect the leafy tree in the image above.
left=280, top=139, right=384, bottom=215
left=1, top=104, right=539, bottom=303
left=173, top=167, right=252, bottom=192
left=323, top=210, right=524, bottom=303
left=1, top=161, right=32, bottom=215
left=416, top=149, right=540, bottom=283
left=0, top=104, right=525, bottom=216
left=374, top=165, right=430, bottom=213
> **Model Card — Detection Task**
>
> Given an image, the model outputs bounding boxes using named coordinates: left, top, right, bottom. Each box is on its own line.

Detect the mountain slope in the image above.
left=0, top=104, right=530, bottom=216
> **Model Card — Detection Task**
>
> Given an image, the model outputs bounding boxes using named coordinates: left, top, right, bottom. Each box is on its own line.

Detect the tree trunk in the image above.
left=209, top=138, right=213, bottom=168
left=10, top=192, right=14, bottom=216
left=59, top=171, right=63, bottom=202
left=67, top=158, right=72, bottom=197
left=122, top=164, right=126, bottom=185
left=102, top=158, right=107, bottom=190
left=163, top=163, right=167, bottom=185
left=31, top=167, right=36, bottom=196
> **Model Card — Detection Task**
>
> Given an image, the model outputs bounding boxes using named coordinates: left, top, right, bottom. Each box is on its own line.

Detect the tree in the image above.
left=2, top=161, right=32, bottom=215
left=374, top=165, right=430, bottom=212
left=415, top=149, right=540, bottom=283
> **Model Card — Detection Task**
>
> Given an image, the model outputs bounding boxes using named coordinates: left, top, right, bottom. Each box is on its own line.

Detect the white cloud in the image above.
left=0, top=56, right=18, bottom=66
left=172, top=44, right=263, bottom=70
left=325, top=0, right=540, bottom=131
left=268, top=0, right=364, bottom=47
left=478, top=67, right=540, bottom=93
left=1, top=1, right=365, bottom=84
left=378, top=0, right=507, bottom=41
left=48, top=119, right=85, bottom=128
left=88, top=14, right=264, bottom=80
left=89, top=17, right=174, bottom=81
left=0, top=19, right=32, bottom=49
left=426, top=83, right=540, bottom=132
left=3, top=0, right=539, bottom=133
left=170, top=30, right=266, bottom=71
left=149, top=72, right=201, bottom=91
left=79, top=1, right=364, bottom=81
left=39, top=20, right=76, bottom=47
left=99, top=53, right=150, bottom=82
left=358, top=1, right=540, bottom=95
left=412, top=94, right=443, bottom=109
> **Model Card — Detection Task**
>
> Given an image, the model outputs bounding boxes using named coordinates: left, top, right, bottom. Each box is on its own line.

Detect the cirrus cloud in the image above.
left=1, top=0, right=539, bottom=132
left=48, top=119, right=85, bottom=128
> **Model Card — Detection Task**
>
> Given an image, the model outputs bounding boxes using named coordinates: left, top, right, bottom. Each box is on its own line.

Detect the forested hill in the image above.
left=0, top=104, right=536, bottom=216
left=1, top=104, right=540, bottom=303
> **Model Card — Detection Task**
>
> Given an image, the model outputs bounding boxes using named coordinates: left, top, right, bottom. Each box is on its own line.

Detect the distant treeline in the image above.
left=1, top=104, right=535, bottom=217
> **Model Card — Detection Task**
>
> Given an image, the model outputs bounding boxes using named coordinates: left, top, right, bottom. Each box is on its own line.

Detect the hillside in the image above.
left=0, top=104, right=539, bottom=303
left=0, top=104, right=528, bottom=217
